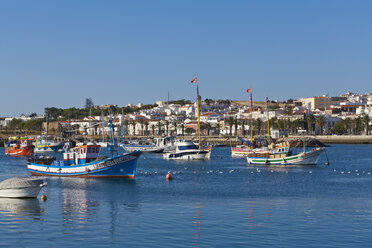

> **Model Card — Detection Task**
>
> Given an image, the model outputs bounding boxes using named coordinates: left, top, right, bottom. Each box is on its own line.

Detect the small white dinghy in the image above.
left=0, top=177, right=46, bottom=198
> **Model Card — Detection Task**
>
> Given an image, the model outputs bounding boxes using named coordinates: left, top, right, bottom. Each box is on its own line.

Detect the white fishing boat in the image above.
left=0, top=177, right=46, bottom=198
left=163, top=77, right=212, bottom=160
left=121, top=141, right=164, bottom=153
left=154, top=136, right=177, bottom=152
left=247, top=147, right=324, bottom=165
left=163, top=141, right=210, bottom=160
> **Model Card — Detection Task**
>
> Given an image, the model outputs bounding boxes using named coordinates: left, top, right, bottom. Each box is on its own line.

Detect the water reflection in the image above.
left=193, top=204, right=203, bottom=248
left=0, top=198, right=42, bottom=218
left=58, top=177, right=141, bottom=232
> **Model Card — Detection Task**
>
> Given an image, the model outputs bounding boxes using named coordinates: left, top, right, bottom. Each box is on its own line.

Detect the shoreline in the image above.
left=1, top=134, right=372, bottom=147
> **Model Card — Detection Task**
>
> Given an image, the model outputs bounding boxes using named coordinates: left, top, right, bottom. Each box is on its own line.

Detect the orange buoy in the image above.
left=166, top=171, right=173, bottom=181
left=41, top=195, right=47, bottom=202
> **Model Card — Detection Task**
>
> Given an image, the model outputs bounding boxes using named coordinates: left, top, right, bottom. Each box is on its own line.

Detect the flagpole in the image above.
left=250, top=91, right=253, bottom=147
left=197, top=84, right=201, bottom=150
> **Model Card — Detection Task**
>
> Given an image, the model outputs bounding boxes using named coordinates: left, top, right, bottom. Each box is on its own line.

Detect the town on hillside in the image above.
left=1, top=92, right=371, bottom=139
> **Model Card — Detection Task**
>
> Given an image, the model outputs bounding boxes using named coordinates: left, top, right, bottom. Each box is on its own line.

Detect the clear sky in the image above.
left=1, top=0, right=371, bottom=116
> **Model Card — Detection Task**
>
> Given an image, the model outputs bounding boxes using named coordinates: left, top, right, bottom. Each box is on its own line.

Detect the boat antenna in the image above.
left=266, top=96, right=271, bottom=144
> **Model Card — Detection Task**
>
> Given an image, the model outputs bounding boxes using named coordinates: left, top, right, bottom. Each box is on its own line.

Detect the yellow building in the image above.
left=298, top=96, right=332, bottom=110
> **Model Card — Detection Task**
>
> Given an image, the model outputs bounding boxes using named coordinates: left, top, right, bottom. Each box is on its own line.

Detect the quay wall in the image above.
left=1, top=134, right=372, bottom=147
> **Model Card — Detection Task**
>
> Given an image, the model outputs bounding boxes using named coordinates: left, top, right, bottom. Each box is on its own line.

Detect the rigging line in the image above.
left=141, top=153, right=159, bottom=170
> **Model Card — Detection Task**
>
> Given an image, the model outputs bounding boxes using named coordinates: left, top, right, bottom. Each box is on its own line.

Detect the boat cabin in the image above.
left=63, top=143, right=101, bottom=165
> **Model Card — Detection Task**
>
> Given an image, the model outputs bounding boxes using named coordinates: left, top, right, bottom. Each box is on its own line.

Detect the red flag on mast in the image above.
left=246, top=88, right=252, bottom=93
left=191, top=77, right=198, bottom=83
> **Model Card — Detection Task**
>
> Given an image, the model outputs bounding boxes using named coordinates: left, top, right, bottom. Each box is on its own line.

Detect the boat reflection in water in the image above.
left=0, top=198, right=42, bottom=218
left=60, top=177, right=140, bottom=228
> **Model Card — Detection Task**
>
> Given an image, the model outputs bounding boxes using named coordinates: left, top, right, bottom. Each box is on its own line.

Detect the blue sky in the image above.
left=1, top=0, right=371, bottom=116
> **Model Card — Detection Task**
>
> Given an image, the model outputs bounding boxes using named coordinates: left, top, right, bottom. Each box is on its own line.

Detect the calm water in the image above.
left=1, top=144, right=372, bottom=247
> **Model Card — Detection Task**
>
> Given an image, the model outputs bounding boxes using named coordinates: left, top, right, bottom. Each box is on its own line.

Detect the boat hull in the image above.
left=27, top=151, right=141, bottom=178
left=5, top=147, right=34, bottom=156
left=231, top=147, right=270, bottom=158
left=0, top=186, right=43, bottom=198
left=34, top=144, right=64, bottom=153
left=247, top=148, right=324, bottom=165
left=163, top=151, right=208, bottom=160
left=122, top=146, right=164, bottom=153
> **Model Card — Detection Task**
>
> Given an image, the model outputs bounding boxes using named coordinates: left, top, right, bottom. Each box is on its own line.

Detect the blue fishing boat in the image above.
left=27, top=120, right=141, bottom=178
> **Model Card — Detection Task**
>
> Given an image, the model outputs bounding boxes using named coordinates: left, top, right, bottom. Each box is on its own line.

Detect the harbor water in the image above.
left=0, top=144, right=372, bottom=247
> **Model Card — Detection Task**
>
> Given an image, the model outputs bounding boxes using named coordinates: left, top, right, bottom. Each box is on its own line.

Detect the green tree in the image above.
left=331, top=121, right=346, bottom=135
left=156, top=122, right=162, bottom=135
left=180, top=123, right=185, bottom=136
left=45, top=107, right=63, bottom=120
left=8, top=118, right=24, bottom=131
left=140, top=119, right=145, bottom=136
left=227, top=117, right=234, bottom=135
left=23, top=119, right=45, bottom=131
left=185, top=127, right=194, bottom=135
left=151, top=124, right=155, bottom=136
left=361, top=114, right=370, bottom=135
left=144, top=121, right=149, bottom=136
left=165, top=121, right=169, bottom=135
left=307, top=114, right=316, bottom=134
left=215, top=123, right=221, bottom=136
left=254, top=119, right=262, bottom=135
left=85, top=98, right=94, bottom=109
left=131, top=121, right=136, bottom=135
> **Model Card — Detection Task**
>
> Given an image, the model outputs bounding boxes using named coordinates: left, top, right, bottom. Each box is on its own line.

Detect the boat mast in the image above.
left=248, top=88, right=253, bottom=148
left=191, top=77, right=201, bottom=149
left=266, top=96, right=271, bottom=144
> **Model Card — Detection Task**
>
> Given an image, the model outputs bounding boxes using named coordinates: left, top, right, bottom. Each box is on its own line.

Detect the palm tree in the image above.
left=165, top=121, right=169, bottom=135
left=344, top=118, right=351, bottom=135
left=215, top=123, right=221, bottom=136
left=156, top=121, right=162, bottom=135
left=124, top=120, right=129, bottom=132
left=131, top=121, right=136, bottom=135
left=270, top=117, right=278, bottom=130
left=180, top=123, right=185, bottom=136
left=151, top=124, right=155, bottom=136
left=228, top=117, right=234, bottom=135
left=255, top=119, right=262, bottom=136
left=307, top=114, right=315, bottom=135
left=171, top=121, right=178, bottom=135
left=361, top=114, right=370, bottom=135
left=234, top=117, right=238, bottom=136
left=240, top=119, right=247, bottom=136
left=315, top=116, right=326, bottom=135
left=140, top=119, right=145, bottom=136
left=205, top=122, right=212, bottom=136
left=144, top=121, right=149, bottom=136
left=355, top=117, right=362, bottom=135
left=302, top=114, right=308, bottom=131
